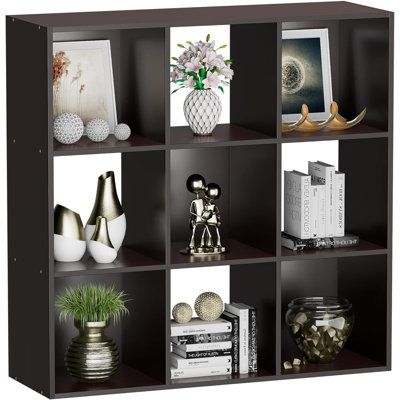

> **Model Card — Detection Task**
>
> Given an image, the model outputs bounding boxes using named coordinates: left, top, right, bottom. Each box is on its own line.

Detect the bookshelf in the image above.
left=7, top=2, right=393, bottom=398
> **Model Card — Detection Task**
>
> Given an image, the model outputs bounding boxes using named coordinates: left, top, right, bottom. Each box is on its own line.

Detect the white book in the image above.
left=310, top=184, right=318, bottom=238
left=171, top=318, right=232, bottom=337
left=174, top=341, right=232, bottom=352
left=225, top=303, right=248, bottom=374
left=314, top=183, right=326, bottom=238
left=284, top=170, right=312, bottom=239
left=308, top=161, right=335, bottom=237
left=171, top=365, right=232, bottom=379
left=334, top=171, right=345, bottom=237
left=170, top=353, right=232, bottom=369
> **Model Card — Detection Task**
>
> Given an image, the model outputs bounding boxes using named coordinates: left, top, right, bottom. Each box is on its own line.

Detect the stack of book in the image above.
left=283, top=161, right=358, bottom=251
left=170, top=303, right=257, bottom=379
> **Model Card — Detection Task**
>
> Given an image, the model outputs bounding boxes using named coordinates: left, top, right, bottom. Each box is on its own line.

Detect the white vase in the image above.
left=88, top=217, right=117, bottom=264
left=85, top=171, right=126, bottom=251
left=54, top=205, right=86, bottom=262
left=183, top=89, right=222, bottom=135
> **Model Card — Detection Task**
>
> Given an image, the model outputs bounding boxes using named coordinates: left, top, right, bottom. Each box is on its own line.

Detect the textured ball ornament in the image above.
left=172, top=303, right=193, bottom=324
left=54, top=112, right=84, bottom=144
left=195, top=292, right=224, bottom=321
left=114, top=123, right=131, bottom=141
left=86, top=118, right=110, bottom=142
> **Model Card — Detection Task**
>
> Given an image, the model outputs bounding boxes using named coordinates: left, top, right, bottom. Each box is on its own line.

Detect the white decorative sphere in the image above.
left=54, top=112, right=84, bottom=144
left=114, top=123, right=131, bottom=141
left=194, top=292, right=224, bottom=321
left=86, top=118, right=110, bottom=142
left=172, top=303, right=193, bottom=324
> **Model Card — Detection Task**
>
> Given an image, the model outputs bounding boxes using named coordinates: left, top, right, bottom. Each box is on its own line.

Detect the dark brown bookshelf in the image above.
left=7, top=2, right=393, bottom=398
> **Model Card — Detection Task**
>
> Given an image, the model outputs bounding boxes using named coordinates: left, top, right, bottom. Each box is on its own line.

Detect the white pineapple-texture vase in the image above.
left=183, top=89, right=222, bottom=135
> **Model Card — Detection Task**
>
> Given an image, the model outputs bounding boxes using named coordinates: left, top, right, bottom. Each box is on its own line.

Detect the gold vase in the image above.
left=65, top=320, right=119, bottom=383
left=85, top=171, right=126, bottom=251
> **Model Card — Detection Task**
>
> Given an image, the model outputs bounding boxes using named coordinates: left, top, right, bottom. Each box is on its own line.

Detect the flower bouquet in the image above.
left=171, top=34, right=234, bottom=135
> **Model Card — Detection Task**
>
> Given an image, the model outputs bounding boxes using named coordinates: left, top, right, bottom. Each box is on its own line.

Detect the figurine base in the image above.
left=180, top=246, right=227, bottom=255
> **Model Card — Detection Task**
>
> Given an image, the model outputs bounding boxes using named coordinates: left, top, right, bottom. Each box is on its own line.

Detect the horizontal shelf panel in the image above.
left=281, top=349, right=386, bottom=378
left=54, top=246, right=165, bottom=277
left=170, top=124, right=277, bottom=148
left=280, top=124, right=388, bottom=143
left=55, top=364, right=164, bottom=397
left=171, top=238, right=276, bottom=268
left=169, top=367, right=275, bottom=387
left=54, top=135, right=165, bottom=156
left=280, top=239, right=387, bottom=260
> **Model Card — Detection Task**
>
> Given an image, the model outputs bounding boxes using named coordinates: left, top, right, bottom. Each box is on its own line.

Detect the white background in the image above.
left=0, top=0, right=398, bottom=399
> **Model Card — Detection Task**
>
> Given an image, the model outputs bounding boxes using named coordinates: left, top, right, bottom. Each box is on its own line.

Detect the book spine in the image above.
left=248, top=309, right=258, bottom=373
left=225, top=304, right=248, bottom=373
left=284, top=172, right=311, bottom=239
left=172, top=345, right=232, bottom=359
left=171, top=365, right=232, bottom=379
left=176, top=341, right=232, bottom=352
left=171, top=355, right=232, bottom=369
left=221, top=312, right=239, bottom=373
left=171, top=332, right=232, bottom=345
left=334, top=172, right=345, bottom=237
left=317, top=185, right=326, bottom=237
left=310, top=185, right=318, bottom=238
left=170, top=321, right=232, bottom=336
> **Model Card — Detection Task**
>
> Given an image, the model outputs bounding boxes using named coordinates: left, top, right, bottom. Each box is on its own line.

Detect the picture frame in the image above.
left=53, top=40, right=117, bottom=130
left=282, top=28, right=332, bottom=122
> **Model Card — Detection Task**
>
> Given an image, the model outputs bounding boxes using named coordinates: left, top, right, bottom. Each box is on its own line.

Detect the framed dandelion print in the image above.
left=53, top=40, right=117, bottom=129
left=282, top=29, right=332, bottom=122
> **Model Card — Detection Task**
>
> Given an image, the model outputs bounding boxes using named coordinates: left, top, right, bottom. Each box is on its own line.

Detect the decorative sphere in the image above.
left=194, top=292, right=224, bottom=321
left=205, top=183, right=221, bottom=200
left=186, top=174, right=206, bottom=195
left=114, top=123, right=131, bottom=141
left=54, top=112, right=84, bottom=144
left=86, top=118, right=110, bottom=142
left=172, top=302, right=193, bottom=324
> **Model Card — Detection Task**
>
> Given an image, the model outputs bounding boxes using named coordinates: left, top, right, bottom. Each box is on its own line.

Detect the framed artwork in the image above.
left=53, top=40, right=117, bottom=129
left=282, top=28, right=332, bottom=122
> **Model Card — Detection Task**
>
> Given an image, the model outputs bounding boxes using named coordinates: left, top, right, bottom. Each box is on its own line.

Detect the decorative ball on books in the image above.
left=53, top=112, right=84, bottom=144
left=86, top=118, right=110, bottom=142
left=114, top=123, right=131, bottom=141
left=186, top=174, right=206, bottom=195
left=172, top=302, right=193, bottom=324
left=195, top=292, right=224, bottom=321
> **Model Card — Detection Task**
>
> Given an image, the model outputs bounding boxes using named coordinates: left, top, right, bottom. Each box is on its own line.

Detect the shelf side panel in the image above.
left=231, top=23, right=278, bottom=137
left=7, top=18, right=52, bottom=397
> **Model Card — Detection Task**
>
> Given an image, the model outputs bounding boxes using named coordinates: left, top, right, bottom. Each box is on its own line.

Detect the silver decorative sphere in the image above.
left=205, top=183, right=221, bottom=200
left=172, top=302, right=193, bottom=324
left=114, top=123, right=131, bottom=141
left=186, top=174, right=206, bottom=195
left=194, top=292, right=224, bottom=321
left=86, top=118, right=110, bottom=142
left=54, top=112, right=84, bottom=144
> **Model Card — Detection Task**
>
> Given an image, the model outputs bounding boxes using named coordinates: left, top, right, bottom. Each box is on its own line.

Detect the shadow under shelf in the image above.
left=54, top=246, right=165, bottom=277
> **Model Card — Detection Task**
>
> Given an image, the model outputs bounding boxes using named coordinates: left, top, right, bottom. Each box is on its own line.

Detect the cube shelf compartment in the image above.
left=7, top=2, right=393, bottom=399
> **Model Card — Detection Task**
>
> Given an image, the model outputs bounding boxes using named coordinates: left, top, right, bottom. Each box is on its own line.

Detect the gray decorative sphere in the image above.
left=186, top=174, right=206, bottom=195
left=54, top=112, right=84, bottom=144
left=86, top=118, right=110, bottom=142
left=194, top=292, right=224, bottom=321
left=172, top=302, right=193, bottom=324
left=114, top=123, right=131, bottom=141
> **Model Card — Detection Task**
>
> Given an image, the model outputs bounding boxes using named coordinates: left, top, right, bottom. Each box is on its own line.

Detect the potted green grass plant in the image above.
left=56, top=284, right=129, bottom=383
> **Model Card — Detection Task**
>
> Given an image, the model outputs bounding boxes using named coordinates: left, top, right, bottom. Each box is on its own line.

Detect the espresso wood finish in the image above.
left=7, top=2, right=393, bottom=398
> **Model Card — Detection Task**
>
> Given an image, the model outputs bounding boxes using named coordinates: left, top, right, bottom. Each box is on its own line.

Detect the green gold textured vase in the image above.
left=65, top=320, right=119, bottom=383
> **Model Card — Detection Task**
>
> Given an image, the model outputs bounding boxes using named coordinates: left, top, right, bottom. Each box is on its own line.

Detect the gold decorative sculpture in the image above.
left=282, top=101, right=366, bottom=133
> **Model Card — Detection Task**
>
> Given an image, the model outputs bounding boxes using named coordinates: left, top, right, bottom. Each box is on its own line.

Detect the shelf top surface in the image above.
left=11, top=2, right=391, bottom=30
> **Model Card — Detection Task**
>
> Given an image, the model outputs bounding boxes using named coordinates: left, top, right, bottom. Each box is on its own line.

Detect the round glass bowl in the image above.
left=286, top=297, right=354, bottom=363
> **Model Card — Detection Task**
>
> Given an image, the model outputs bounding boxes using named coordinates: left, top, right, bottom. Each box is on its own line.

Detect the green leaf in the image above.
left=206, top=33, right=211, bottom=42
left=217, top=44, right=228, bottom=49
left=218, top=86, right=224, bottom=93
left=186, top=41, right=193, bottom=45
left=225, top=59, right=233, bottom=64
left=170, top=64, right=178, bottom=67
left=171, top=57, right=178, bottom=61
left=175, top=79, right=185, bottom=83
left=199, top=68, right=207, bottom=80
left=177, top=44, right=186, bottom=48
left=171, top=86, right=185, bottom=94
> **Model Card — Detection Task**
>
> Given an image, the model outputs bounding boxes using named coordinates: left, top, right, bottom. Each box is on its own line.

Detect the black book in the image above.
left=172, top=344, right=232, bottom=359
left=221, top=311, right=239, bottom=373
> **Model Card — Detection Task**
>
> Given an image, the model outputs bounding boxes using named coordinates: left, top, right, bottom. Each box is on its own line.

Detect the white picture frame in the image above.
left=53, top=40, right=117, bottom=130
left=282, top=28, right=332, bottom=122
